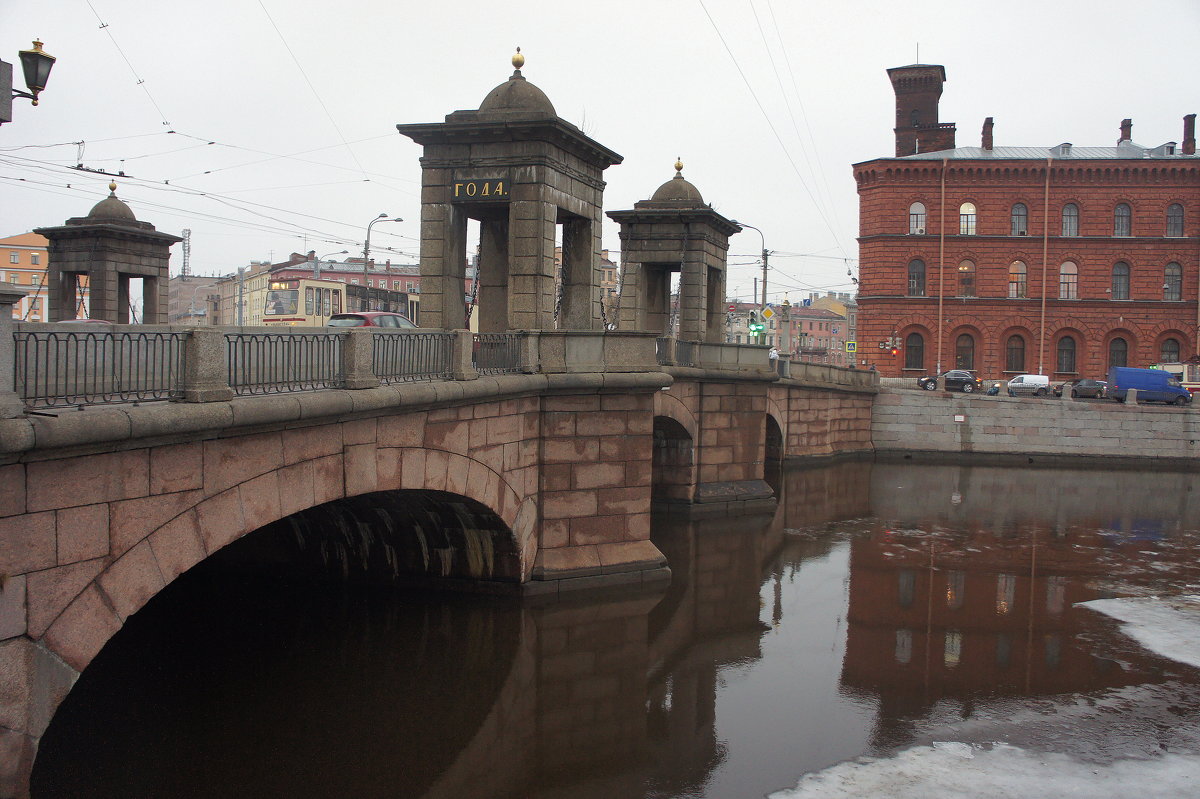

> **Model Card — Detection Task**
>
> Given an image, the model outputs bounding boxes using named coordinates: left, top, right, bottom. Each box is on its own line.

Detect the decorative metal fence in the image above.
left=656, top=337, right=696, bottom=367
left=14, top=330, right=187, bottom=408
left=226, top=331, right=343, bottom=395
left=472, top=333, right=523, bottom=375
left=372, top=331, right=454, bottom=383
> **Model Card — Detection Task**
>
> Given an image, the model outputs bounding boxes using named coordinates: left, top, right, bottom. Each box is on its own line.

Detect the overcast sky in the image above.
left=3, top=0, right=1197, bottom=303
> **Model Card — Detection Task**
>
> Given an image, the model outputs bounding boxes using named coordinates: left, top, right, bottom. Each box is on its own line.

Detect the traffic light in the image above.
left=890, top=346, right=899, bottom=356
left=748, top=311, right=764, bottom=336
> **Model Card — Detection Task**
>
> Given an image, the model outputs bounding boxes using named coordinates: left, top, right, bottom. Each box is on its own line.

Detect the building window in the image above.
left=1165, top=262, right=1183, bottom=301
left=1111, top=262, right=1130, bottom=300
left=1108, top=337, right=1128, bottom=369
left=904, top=332, right=924, bottom=370
left=8, top=252, right=17, bottom=264
left=392, top=280, right=401, bottom=290
left=1114, top=203, right=1132, bottom=237
left=907, top=259, right=926, bottom=296
left=1006, top=335, right=1026, bottom=372
left=1166, top=203, right=1184, bottom=237
left=957, top=260, right=975, bottom=297
left=30, top=253, right=40, bottom=265
left=955, top=334, right=975, bottom=370
left=908, top=202, right=927, bottom=234
left=1062, top=203, right=1079, bottom=236
left=1010, top=203, right=1028, bottom=235
left=959, top=202, right=977, bottom=235
left=1161, top=338, right=1181, bottom=363
left=1008, top=261, right=1027, bottom=298
left=1059, top=261, right=1078, bottom=299
left=1056, top=336, right=1077, bottom=373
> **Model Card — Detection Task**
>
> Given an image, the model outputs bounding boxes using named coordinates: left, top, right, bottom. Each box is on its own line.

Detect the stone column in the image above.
left=558, top=215, right=598, bottom=330
left=477, top=218, right=509, bottom=334
left=677, top=250, right=707, bottom=341
left=507, top=201, right=557, bottom=330
left=181, top=328, right=234, bottom=402
left=421, top=203, right=468, bottom=330
left=704, top=265, right=726, bottom=344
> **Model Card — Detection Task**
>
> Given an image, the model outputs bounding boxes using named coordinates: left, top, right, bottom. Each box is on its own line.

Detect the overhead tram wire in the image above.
left=765, top=0, right=846, bottom=250
left=747, top=0, right=841, bottom=249
left=84, top=0, right=173, bottom=127
left=257, top=0, right=371, bottom=181
left=695, top=0, right=846, bottom=255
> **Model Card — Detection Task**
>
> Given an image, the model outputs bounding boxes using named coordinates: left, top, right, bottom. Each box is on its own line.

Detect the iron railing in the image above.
left=656, top=337, right=697, bottom=367
left=372, top=331, right=454, bottom=383
left=14, top=330, right=187, bottom=408
left=473, top=333, right=523, bottom=375
left=226, top=331, right=343, bottom=395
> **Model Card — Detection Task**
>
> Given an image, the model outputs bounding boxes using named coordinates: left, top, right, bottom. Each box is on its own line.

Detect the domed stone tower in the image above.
left=397, top=50, right=622, bottom=333
left=607, top=160, right=740, bottom=343
left=34, top=182, right=181, bottom=323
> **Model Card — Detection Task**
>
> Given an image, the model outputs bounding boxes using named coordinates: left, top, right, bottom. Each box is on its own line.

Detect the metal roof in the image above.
left=898, top=141, right=1196, bottom=160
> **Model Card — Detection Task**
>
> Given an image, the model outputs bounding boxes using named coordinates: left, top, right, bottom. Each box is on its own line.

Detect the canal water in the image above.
left=32, top=459, right=1200, bottom=797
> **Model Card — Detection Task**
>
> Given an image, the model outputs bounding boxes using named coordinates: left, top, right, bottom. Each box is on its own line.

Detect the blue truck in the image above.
left=1106, top=366, right=1192, bottom=405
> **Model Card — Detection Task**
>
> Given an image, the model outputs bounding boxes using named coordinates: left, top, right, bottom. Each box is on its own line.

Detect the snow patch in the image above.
left=770, top=742, right=1200, bottom=799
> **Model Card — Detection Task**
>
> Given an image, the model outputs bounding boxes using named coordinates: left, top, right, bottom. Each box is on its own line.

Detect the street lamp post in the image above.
left=1, top=40, right=56, bottom=125
left=362, top=214, right=402, bottom=310
left=731, top=220, right=770, bottom=342
left=313, top=249, right=347, bottom=280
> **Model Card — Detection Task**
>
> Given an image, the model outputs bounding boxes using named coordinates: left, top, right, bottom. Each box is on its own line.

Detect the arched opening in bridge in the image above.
left=31, top=489, right=524, bottom=796
left=765, top=414, right=784, bottom=463
left=652, top=416, right=694, bottom=505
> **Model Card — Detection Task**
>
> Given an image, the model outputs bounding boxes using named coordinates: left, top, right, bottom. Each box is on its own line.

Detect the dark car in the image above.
left=328, top=312, right=416, bottom=328
left=917, top=370, right=984, bottom=393
left=1063, top=379, right=1107, bottom=399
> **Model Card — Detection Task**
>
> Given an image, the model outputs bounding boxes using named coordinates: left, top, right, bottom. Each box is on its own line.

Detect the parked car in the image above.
left=917, top=370, right=984, bottom=393
left=1107, top=366, right=1192, bottom=405
left=1007, top=374, right=1051, bottom=397
left=328, top=312, right=416, bottom=328
left=1062, top=379, right=1107, bottom=399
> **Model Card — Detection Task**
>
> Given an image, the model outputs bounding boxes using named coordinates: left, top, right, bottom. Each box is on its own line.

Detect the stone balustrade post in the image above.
left=521, top=331, right=540, bottom=374
left=0, top=283, right=29, bottom=418
left=181, top=328, right=234, bottom=402
left=450, top=329, right=478, bottom=381
left=341, top=329, right=380, bottom=389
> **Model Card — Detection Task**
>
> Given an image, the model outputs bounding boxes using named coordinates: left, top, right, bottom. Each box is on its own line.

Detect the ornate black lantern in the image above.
left=17, top=40, right=55, bottom=104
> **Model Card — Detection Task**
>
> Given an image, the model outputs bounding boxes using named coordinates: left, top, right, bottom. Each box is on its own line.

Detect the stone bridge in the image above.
left=0, top=328, right=875, bottom=796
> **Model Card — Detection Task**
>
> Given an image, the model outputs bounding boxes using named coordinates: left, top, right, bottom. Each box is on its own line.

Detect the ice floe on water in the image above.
left=1080, top=594, right=1200, bottom=671
left=773, top=596, right=1200, bottom=798
left=769, top=742, right=1200, bottom=799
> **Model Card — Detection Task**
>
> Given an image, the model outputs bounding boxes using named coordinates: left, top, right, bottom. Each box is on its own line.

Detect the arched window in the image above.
left=1114, top=203, right=1132, bottom=236
left=1108, top=337, right=1128, bottom=369
left=1166, top=203, right=1184, bottom=237
left=904, top=332, right=924, bottom=370
left=1061, top=203, right=1079, bottom=236
left=955, top=334, right=975, bottom=370
left=1161, top=338, right=1181, bottom=363
left=1059, top=261, right=1078, bottom=299
left=959, top=202, right=977, bottom=235
left=1165, top=262, right=1183, bottom=301
left=1056, top=336, right=1077, bottom=373
left=957, top=260, right=976, bottom=297
left=1010, top=203, right=1028, bottom=235
left=1111, top=262, right=1130, bottom=300
left=909, top=202, right=927, bottom=234
left=1006, top=335, right=1026, bottom=373
left=907, top=259, right=926, bottom=296
left=1008, top=261, right=1027, bottom=298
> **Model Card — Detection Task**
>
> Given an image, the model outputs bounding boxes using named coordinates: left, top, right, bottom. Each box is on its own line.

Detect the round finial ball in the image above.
left=108, top=181, right=117, bottom=193
left=674, top=158, right=684, bottom=173
left=512, top=47, right=524, bottom=69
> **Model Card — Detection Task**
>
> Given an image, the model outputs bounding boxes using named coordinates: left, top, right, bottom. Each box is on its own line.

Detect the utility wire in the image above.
left=84, top=0, right=173, bottom=127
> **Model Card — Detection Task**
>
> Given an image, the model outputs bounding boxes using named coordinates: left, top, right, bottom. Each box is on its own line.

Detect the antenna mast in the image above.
left=181, top=228, right=192, bottom=277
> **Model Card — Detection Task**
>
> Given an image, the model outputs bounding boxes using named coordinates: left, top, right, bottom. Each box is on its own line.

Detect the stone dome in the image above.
left=649, top=160, right=704, bottom=204
left=479, top=71, right=556, bottom=115
left=87, top=183, right=137, bottom=222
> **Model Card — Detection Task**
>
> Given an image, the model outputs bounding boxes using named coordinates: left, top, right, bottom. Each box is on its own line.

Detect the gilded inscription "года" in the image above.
left=452, top=179, right=508, bottom=200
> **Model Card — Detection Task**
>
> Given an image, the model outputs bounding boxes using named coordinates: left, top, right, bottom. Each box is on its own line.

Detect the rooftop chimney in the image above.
left=981, top=117, right=994, bottom=150
left=1184, top=114, right=1196, bottom=156
left=1118, top=118, right=1132, bottom=144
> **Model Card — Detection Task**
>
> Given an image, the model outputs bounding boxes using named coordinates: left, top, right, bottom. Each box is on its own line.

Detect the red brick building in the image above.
left=855, top=64, right=1199, bottom=380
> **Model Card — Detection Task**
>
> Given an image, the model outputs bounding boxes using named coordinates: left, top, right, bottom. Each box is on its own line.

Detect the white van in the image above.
left=1006, top=374, right=1051, bottom=397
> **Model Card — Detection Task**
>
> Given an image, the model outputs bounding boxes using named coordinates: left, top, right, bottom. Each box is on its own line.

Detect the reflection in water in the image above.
left=32, top=460, right=1200, bottom=798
